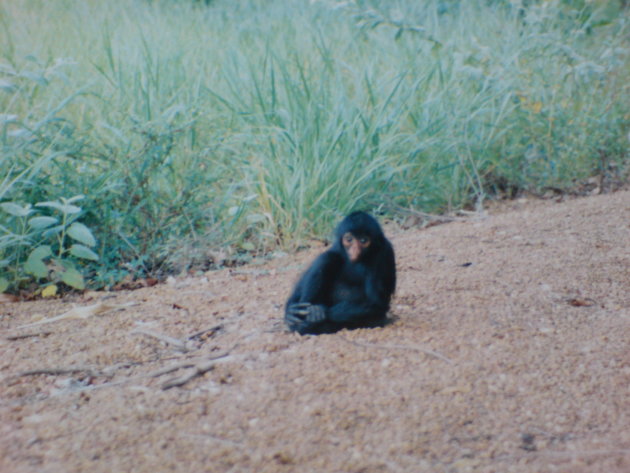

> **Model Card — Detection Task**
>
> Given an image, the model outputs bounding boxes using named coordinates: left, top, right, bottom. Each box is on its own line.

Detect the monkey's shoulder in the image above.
left=313, top=247, right=345, bottom=268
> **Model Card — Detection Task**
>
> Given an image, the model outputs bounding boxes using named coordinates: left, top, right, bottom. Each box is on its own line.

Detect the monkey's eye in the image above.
left=359, top=237, right=370, bottom=246
left=343, top=233, right=354, bottom=244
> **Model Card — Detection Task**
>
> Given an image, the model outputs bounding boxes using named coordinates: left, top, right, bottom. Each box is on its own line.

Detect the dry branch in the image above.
left=17, top=366, right=100, bottom=378
left=148, top=361, right=197, bottom=378
left=132, top=328, right=190, bottom=352
left=187, top=324, right=223, bottom=341
left=160, top=354, right=234, bottom=390
left=161, top=362, right=216, bottom=390
left=338, top=336, right=454, bottom=364
left=15, top=301, right=138, bottom=329
left=6, top=331, right=52, bottom=340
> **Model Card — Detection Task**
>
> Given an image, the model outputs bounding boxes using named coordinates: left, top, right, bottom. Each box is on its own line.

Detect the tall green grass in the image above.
left=1, top=0, right=628, bottom=289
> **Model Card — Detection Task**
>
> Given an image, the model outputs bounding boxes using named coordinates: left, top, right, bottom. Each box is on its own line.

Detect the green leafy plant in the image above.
left=0, top=195, right=98, bottom=292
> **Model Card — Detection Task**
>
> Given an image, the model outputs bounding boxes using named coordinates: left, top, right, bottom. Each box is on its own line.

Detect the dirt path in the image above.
left=1, top=191, right=629, bottom=473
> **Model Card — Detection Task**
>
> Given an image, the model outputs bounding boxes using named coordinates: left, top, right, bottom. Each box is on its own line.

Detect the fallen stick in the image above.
left=161, top=361, right=216, bottom=390
left=6, top=331, right=52, bottom=341
left=132, top=328, right=190, bottom=353
left=17, top=366, right=100, bottom=378
left=187, top=324, right=223, bottom=341
left=160, top=353, right=234, bottom=390
left=148, top=361, right=197, bottom=378
left=15, top=301, right=138, bottom=329
left=338, top=337, right=454, bottom=365
left=9, top=360, right=149, bottom=384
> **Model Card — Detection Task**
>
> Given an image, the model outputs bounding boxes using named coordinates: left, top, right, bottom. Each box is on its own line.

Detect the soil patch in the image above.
left=1, top=191, right=629, bottom=473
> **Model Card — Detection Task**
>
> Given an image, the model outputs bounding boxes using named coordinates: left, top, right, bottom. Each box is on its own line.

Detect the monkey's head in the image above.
left=341, top=232, right=371, bottom=263
left=335, top=211, right=384, bottom=263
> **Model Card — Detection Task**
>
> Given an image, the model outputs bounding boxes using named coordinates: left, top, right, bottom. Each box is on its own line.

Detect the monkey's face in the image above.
left=342, top=232, right=371, bottom=263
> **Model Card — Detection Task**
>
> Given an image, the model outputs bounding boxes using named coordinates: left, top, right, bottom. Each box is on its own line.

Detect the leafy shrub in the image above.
left=0, top=196, right=98, bottom=292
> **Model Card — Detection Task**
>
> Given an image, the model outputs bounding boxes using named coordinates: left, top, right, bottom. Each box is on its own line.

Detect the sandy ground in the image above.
left=1, top=191, right=629, bottom=473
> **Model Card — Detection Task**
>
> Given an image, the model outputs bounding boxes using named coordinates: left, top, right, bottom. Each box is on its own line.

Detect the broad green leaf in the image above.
left=43, top=224, right=64, bottom=238
left=0, top=277, right=9, bottom=293
left=60, top=267, right=85, bottom=290
left=24, top=245, right=52, bottom=279
left=60, top=204, right=82, bottom=215
left=35, top=201, right=64, bottom=212
left=67, top=222, right=96, bottom=247
left=36, top=201, right=81, bottom=215
left=0, top=202, right=32, bottom=217
left=25, top=245, right=52, bottom=279
left=55, top=258, right=73, bottom=270
left=65, top=195, right=85, bottom=204
left=25, top=258, right=48, bottom=279
left=70, top=244, right=99, bottom=261
left=30, top=245, right=53, bottom=260
left=28, top=216, right=58, bottom=229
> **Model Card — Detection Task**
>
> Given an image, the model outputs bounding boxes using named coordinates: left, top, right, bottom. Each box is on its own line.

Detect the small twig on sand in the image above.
left=132, top=328, right=190, bottom=352
left=6, top=331, right=52, bottom=341
left=16, top=366, right=100, bottom=378
left=147, top=361, right=197, bottom=378
left=160, top=353, right=234, bottom=390
left=15, top=301, right=138, bottom=329
left=187, top=324, right=223, bottom=341
left=9, top=354, right=234, bottom=392
left=338, top=337, right=454, bottom=364
left=162, top=361, right=216, bottom=390
left=9, top=361, right=144, bottom=384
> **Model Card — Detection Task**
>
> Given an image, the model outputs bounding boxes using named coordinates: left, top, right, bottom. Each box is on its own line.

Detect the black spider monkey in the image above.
left=285, top=211, right=396, bottom=335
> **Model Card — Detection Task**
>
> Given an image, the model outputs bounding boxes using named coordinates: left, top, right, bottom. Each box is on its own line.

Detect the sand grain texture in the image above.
left=1, top=191, right=629, bottom=473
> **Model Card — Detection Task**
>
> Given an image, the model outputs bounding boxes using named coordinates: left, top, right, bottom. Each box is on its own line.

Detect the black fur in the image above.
left=285, top=211, right=396, bottom=335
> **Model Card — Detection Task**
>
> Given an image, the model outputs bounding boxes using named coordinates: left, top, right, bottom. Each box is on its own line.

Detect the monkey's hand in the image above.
left=285, top=303, right=327, bottom=330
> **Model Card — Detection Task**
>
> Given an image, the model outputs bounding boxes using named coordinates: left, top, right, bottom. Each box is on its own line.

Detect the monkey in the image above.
left=285, top=211, right=396, bottom=335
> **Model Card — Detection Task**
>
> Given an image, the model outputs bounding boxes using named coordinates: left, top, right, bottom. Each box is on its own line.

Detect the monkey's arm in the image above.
left=285, top=252, right=341, bottom=332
